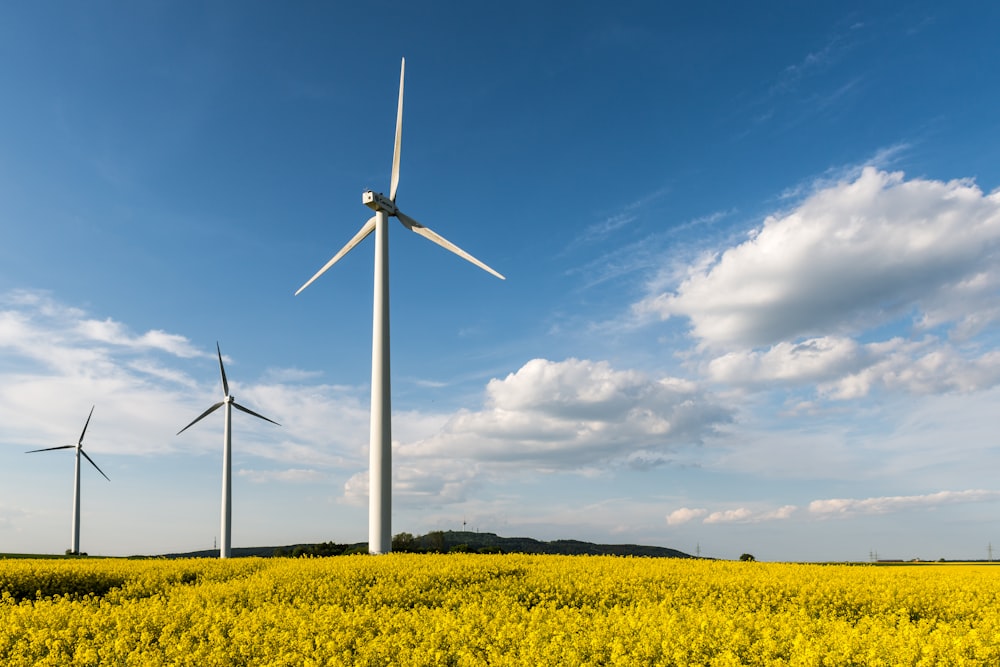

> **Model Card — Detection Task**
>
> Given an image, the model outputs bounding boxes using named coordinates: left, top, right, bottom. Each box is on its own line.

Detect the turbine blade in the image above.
left=295, top=217, right=377, bottom=295
left=177, top=402, right=225, bottom=435
left=26, top=445, right=75, bottom=453
left=79, top=405, right=95, bottom=445
left=232, top=402, right=281, bottom=427
left=216, top=342, right=230, bottom=397
left=81, top=449, right=111, bottom=482
left=397, top=211, right=506, bottom=280
left=390, top=57, right=405, bottom=202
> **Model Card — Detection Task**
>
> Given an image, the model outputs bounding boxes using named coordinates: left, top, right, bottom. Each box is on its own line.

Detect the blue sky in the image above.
left=2, top=2, right=999, bottom=561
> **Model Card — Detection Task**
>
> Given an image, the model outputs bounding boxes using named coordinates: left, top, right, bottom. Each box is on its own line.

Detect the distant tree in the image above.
left=314, top=541, right=344, bottom=557
left=477, top=546, right=503, bottom=554
left=288, top=542, right=348, bottom=558
left=739, top=553, right=756, bottom=562
left=449, top=543, right=470, bottom=553
left=392, top=532, right=416, bottom=552
left=424, top=531, right=446, bottom=553
left=343, top=545, right=369, bottom=555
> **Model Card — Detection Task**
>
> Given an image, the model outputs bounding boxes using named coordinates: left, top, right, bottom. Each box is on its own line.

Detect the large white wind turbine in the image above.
left=177, top=343, right=279, bottom=559
left=295, top=58, right=504, bottom=554
left=26, top=406, right=110, bottom=555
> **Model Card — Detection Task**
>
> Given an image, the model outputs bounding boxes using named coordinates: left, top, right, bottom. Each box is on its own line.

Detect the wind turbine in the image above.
left=26, top=405, right=109, bottom=555
left=295, top=58, right=505, bottom=554
left=177, top=343, right=279, bottom=559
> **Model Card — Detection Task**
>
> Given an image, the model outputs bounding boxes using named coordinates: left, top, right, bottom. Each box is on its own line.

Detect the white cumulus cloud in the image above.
left=704, top=508, right=755, bottom=524
left=401, top=358, right=731, bottom=468
left=638, top=168, right=1000, bottom=350
left=707, top=336, right=864, bottom=385
left=818, top=341, right=1000, bottom=399
left=666, top=507, right=708, bottom=526
left=669, top=505, right=798, bottom=525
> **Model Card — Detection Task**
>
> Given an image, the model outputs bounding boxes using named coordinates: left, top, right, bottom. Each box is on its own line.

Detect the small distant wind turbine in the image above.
left=27, top=406, right=109, bottom=555
left=295, top=58, right=504, bottom=554
left=177, top=343, right=279, bottom=559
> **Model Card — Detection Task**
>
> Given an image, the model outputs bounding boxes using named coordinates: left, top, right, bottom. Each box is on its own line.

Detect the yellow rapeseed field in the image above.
left=1, top=554, right=998, bottom=665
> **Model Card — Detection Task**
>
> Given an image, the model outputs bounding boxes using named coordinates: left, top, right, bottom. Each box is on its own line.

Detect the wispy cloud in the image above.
left=126, top=359, right=202, bottom=388
left=667, top=492, right=999, bottom=526
left=260, top=367, right=325, bottom=384
left=769, top=26, right=861, bottom=97
left=736, top=20, right=868, bottom=134
left=238, top=468, right=327, bottom=484
left=572, top=186, right=671, bottom=248
left=0, top=290, right=368, bottom=463
left=410, top=378, right=448, bottom=389
left=568, top=208, right=735, bottom=292
left=809, top=490, right=1000, bottom=517
left=76, top=319, right=206, bottom=358
left=567, top=233, right=666, bottom=290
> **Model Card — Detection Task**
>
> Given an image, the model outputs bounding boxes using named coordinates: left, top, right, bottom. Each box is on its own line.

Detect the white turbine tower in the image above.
left=295, top=58, right=504, bottom=554
left=26, top=405, right=109, bottom=555
left=177, top=343, right=279, bottom=559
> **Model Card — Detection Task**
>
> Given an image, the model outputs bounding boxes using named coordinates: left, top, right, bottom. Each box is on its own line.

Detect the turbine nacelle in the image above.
left=363, top=190, right=398, bottom=215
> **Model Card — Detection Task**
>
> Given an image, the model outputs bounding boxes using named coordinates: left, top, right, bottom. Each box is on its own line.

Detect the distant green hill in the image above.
left=155, top=543, right=363, bottom=559
left=156, top=531, right=693, bottom=559
left=405, top=531, right=693, bottom=558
